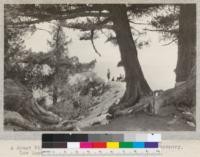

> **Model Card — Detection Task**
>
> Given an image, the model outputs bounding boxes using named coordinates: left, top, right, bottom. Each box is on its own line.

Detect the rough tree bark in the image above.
left=108, top=5, right=152, bottom=111
left=175, top=4, right=196, bottom=82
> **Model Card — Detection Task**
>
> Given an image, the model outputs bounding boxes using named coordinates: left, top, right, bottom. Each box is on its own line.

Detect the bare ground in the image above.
left=83, top=111, right=195, bottom=131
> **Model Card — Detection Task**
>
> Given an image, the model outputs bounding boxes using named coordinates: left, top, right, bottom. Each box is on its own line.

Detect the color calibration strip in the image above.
left=42, top=142, right=159, bottom=149
left=42, top=134, right=161, bottom=149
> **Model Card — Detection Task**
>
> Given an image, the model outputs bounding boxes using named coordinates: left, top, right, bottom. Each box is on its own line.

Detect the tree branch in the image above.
left=60, top=5, right=109, bottom=15
left=7, top=12, right=109, bottom=26
left=129, top=20, right=151, bottom=25
left=35, top=27, right=51, bottom=33
left=143, top=28, right=178, bottom=33
left=90, top=29, right=101, bottom=57
left=62, top=17, right=113, bottom=31
left=161, top=39, right=178, bottom=46
left=63, top=23, right=113, bottom=31
left=130, top=26, right=142, bottom=34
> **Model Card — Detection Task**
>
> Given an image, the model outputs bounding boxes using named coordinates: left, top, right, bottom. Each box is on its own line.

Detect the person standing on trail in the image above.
left=107, top=68, right=111, bottom=81
left=111, top=77, right=115, bottom=81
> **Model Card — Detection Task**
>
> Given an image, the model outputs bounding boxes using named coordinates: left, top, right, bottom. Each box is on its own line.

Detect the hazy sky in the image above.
left=25, top=23, right=177, bottom=90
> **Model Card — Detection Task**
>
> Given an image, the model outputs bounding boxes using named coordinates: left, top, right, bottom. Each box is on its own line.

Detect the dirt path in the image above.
left=83, top=111, right=194, bottom=131
left=77, top=82, right=125, bottom=128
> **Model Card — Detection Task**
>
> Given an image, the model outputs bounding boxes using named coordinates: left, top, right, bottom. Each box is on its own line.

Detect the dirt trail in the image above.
left=78, top=81, right=195, bottom=131
left=83, top=112, right=194, bottom=131
left=77, top=82, right=125, bottom=128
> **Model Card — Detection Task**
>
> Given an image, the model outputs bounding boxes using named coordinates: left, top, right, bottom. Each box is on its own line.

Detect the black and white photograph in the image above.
left=4, top=3, right=196, bottom=131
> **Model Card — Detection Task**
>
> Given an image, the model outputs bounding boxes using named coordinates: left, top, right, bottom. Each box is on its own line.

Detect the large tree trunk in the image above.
left=109, top=5, right=151, bottom=110
left=175, top=4, right=196, bottom=82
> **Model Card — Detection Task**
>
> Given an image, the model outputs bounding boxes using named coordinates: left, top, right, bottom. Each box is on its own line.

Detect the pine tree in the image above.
left=47, top=21, right=71, bottom=104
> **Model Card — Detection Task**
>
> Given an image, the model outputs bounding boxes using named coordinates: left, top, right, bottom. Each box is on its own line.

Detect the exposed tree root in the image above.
left=29, top=100, right=61, bottom=124
left=4, top=110, right=78, bottom=131
left=4, top=111, right=40, bottom=131
left=4, top=79, right=78, bottom=131
left=109, top=67, right=195, bottom=118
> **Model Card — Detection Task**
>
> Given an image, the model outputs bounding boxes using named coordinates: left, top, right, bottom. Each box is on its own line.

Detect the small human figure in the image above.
left=116, top=74, right=123, bottom=82
left=107, top=68, right=111, bottom=81
left=111, top=77, right=115, bottom=81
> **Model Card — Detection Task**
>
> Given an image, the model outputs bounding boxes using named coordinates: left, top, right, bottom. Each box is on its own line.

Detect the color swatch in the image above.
left=42, top=134, right=161, bottom=149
